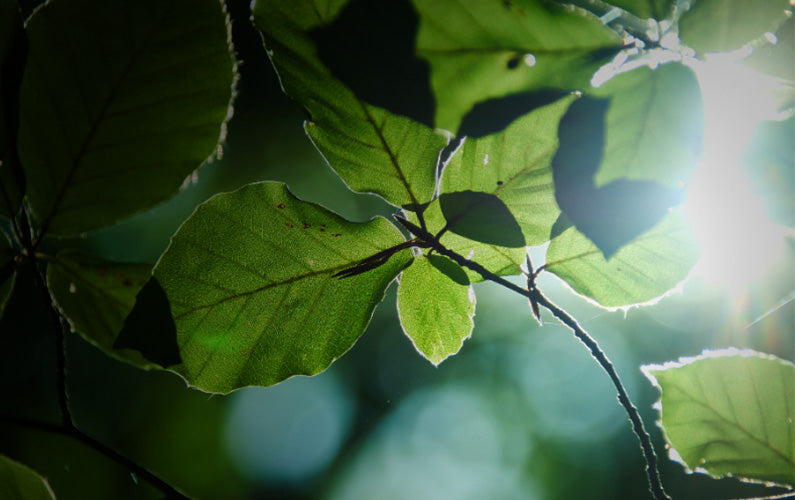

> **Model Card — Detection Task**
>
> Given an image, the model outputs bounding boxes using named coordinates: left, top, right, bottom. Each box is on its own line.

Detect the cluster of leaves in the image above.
left=0, top=0, right=792, bottom=498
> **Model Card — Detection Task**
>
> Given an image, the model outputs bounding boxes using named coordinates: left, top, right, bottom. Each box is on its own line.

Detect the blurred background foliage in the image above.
left=0, top=0, right=792, bottom=499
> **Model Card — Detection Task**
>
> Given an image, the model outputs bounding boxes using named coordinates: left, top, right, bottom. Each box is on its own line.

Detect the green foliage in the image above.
left=147, top=181, right=411, bottom=393
left=644, top=350, right=795, bottom=487
left=17, top=0, right=235, bottom=236
left=743, top=116, right=794, bottom=228
left=413, top=0, right=622, bottom=132
left=679, top=0, right=792, bottom=54
left=397, top=255, right=475, bottom=365
left=46, top=251, right=153, bottom=367
left=0, top=455, right=55, bottom=500
left=1, top=0, right=793, bottom=498
left=546, top=212, right=699, bottom=307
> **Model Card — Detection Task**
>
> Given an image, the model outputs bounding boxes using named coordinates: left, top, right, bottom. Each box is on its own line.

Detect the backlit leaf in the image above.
left=545, top=211, right=699, bottom=308
left=743, top=117, right=794, bottom=228
left=153, top=182, right=411, bottom=393
left=439, top=191, right=525, bottom=248
left=442, top=94, right=577, bottom=245
left=0, top=455, right=56, bottom=500
left=591, top=63, right=704, bottom=187
left=18, top=0, right=236, bottom=236
left=678, top=0, right=791, bottom=55
left=46, top=251, right=157, bottom=368
left=743, top=17, right=794, bottom=81
left=252, top=0, right=447, bottom=210
left=603, top=0, right=674, bottom=20
left=413, top=0, right=622, bottom=132
left=644, top=349, right=795, bottom=487
left=397, top=255, right=475, bottom=365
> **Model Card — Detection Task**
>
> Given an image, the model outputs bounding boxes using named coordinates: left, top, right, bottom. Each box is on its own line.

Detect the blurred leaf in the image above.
left=439, top=191, right=525, bottom=248
left=678, top=0, right=791, bottom=55
left=545, top=211, right=699, bottom=308
left=0, top=455, right=56, bottom=500
left=407, top=201, right=525, bottom=283
left=252, top=0, right=446, bottom=211
left=443, top=94, right=577, bottom=245
left=0, top=0, right=26, bottom=218
left=311, top=0, right=435, bottom=127
left=413, top=0, right=622, bottom=132
left=18, top=0, right=236, bottom=236
left=552, top=96, right=685, bottom=258
left=46, top=251, right=158, bottom=368
left=743, top=17, right=794, bottom=81
left=0, top=228, right=14, bottom=315
left=154, top=181, right=411, bottom=393
left=743, top=117, right=794, bottom=228
left=591, top=63, right=704, bottom=187
left=644, top=349, right=795, bottom=487
left=397, top=255, right=474, bottom=365
left=604, top=0, right=673, bottom=20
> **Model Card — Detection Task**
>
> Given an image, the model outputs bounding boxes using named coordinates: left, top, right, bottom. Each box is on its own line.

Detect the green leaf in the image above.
left=439, top=191, right=525, bottom=248
left=644, top=349, right=795, bottom=487
left=743, top=117, right=794, bottom=228
left=153, top=181, right=411, bottom=393
left=408, top=201, right=525, bottom=283
left=442, top=94, right=577, bottom=245
left=604, top=0, right=674, bottom=20
left=252, top=0, right=447, bottom=210
left=743, top=17, right=794, bottom=81
left=591, top=63, right=704, bottom=187
left=413, top=0, right=622, bottom=132
left=0, top=455, right=56, bottom=500
left=18, top=0, right=236, bottom=236
left=397, top=255, right=475, bottom=365
left=0, top=0, right=26, bottom=218
left=545, top=211, right=699, bottom=308
left=678, top=0, right=791, bottom=55
left=46, top=251, right=157, bottom=367
left=0, top=228, right=15, bottom=315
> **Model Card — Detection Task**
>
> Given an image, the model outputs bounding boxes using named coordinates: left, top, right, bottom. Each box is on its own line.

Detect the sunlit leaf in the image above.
left=252, top=0, right=447, bottom=210
left=644, top=349, right=795, bottom=487
left=413, top=0, right=622, bottom=132
left=439, top=191, right=525, bottom=248
left=0, top=455, right=56, bottom=500
left=397, top=255, right=474, bottom=365
left=407, top=201, right=525, bottom=283
left=0, top=228, right=14, bottom=315
left=46, top=251, right=158, bottom=368
left=743, top=17, right=794, bottom=81
left=552, top=95, right=686, bottom=258
left=591, top=63, right=704, bottom=187
left=442, top=94, right=577, bottom=245
left=152, top=181, right=411, bottom=393
left=18, top=0, right=236, bottom=236
left=545, top=211, right=699, bottom=308
left=743, top=117, right=794, bottom=228
left=0, top=0, right=26, bottom=218
left=678, top=0, right=791, bottom=55
left=602, top=0, right=674, bottom=20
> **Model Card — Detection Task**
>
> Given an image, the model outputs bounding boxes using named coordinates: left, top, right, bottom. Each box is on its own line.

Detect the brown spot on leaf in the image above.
left=285, top=222, right=294, bottom=228
left=303, top=222, right=312, bottom=229
left=320, top=228, right=326, bottom=232
left=333, top=233, right=342, bottom=237
left=276, top=203, right=286, bottom=209
left=497, top=180, right=503, bottom=185
left=122, top=278, right=133, bottom=287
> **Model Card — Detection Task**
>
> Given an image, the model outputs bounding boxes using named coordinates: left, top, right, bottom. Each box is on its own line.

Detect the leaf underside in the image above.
left=153, top=181, right=411, bottom=393
left=645, top=350, right=795, bottom=487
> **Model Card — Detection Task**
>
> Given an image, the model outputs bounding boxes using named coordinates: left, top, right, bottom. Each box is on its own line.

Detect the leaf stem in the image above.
left=393, top=215, right=670, bottom=500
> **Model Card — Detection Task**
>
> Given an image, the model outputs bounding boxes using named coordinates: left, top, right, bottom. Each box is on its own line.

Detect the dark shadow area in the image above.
left=115, top=278, right=181, bottom=368
left=427, top=254, right=470, bottom=286
left=552, top=96, right=683, bottom=258
left=311, top=0, right=435, bottom=128
left=457, top=89, right=571, bottom=138
left=439, top=190, right=525, bottom=248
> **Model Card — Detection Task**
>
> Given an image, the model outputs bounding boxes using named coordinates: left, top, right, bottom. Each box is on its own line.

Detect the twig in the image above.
left=0, top=414, right=189, bottom=499
left=393, top=215, right=671, bottom=500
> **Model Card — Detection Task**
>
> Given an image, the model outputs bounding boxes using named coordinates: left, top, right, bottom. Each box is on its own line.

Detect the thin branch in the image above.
left=392, top=214, right=671, bottom=500
left=0, top=414, right=189, bottom=499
